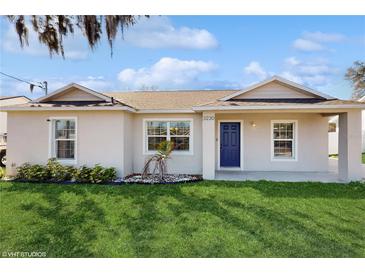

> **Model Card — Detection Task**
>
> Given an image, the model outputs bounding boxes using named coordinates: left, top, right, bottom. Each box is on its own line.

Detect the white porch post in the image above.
left=338, top=110, right=363, bottom=181
left=202, top=112, right=216, bottom=179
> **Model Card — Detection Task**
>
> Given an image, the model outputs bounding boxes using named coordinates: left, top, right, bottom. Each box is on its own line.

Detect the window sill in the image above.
left=271, top=157, right=297, bottom=162
left=56, top=159, right=77, bottom=165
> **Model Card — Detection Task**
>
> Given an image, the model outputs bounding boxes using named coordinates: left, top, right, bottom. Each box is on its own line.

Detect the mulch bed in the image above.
left=1, top=174, right=203, bottom=185
left=123, top=174, right=202, bottom=184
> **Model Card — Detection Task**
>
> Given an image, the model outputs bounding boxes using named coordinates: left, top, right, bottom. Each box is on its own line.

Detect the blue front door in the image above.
left=220, top=122, right=241, bottom=167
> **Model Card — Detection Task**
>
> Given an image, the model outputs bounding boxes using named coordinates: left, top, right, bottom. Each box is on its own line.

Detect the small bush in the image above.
left=74, top=166, right=93, bottom=183
left=90, top=164, right=117, bottom=184
left=16, top=163, right=50, bottom=182
left=47, top=158, right=76, bottom=182
left=16, top=163, right=32, bottom=180
left=15, top=160, right=117, bottom=184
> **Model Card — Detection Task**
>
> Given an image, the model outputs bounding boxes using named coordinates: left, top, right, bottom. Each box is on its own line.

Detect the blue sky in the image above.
left=0, top=16, right=364, bottom=99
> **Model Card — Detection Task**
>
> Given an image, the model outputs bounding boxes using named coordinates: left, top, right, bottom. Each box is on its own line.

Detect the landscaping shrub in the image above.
left=16, top=163, right=49, bottom=182
left=90, top=164, right=117, bottom=184
left=74, top=166, right=93, bottom=183
left=15, top=161, right=117, bottom=184
left=46, top=158, right=76, bottom=182
left=76, top=164, right=117, bottom=184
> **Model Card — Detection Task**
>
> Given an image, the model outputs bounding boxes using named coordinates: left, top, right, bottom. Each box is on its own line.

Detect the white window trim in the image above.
left=142, top=118, right=194, bottom=155
left=48, top=116, right=78, bottom=165
left=271, top=120, right=298, bottom=162
left=217, top=120, right=244, bottom=171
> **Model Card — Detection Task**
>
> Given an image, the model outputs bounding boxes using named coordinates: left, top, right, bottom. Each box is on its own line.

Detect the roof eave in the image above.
left=0, top=106, right=136, bottom=112
left=218, top=76, right=336, bottom=101
left=192, top=104, right=365, bottom=111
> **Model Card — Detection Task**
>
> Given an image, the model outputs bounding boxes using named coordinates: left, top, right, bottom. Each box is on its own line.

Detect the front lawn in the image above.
left=0, top=181, right=364, bottom=257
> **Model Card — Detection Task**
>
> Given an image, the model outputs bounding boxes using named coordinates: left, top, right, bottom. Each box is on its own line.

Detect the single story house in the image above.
left=2, top=76, right=364, bottom=182
left=328, top=95, right=365, bottom=154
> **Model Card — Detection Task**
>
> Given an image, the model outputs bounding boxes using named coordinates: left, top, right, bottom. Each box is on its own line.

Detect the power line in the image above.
left=0, top=71, right=35, bottom=86
left=0, top=71, right=48, bottom=95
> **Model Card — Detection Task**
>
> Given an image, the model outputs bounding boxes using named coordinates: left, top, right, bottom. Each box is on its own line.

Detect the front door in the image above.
left=220, top=122, right=241, bottom=167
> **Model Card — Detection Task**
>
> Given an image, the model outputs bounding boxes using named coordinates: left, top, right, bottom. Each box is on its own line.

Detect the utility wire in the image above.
left=0, top=71, right=48, bottom=95
left=0, top=71, right=38, bottom=86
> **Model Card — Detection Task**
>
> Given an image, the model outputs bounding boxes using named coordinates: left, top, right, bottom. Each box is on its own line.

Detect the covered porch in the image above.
left=215, top=158, right=342, bottom=182
left=202, top=110, right=364, bottom=182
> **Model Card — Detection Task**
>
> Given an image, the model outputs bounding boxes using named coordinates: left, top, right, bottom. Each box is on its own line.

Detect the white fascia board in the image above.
left=0, top=106, right=136, bottom=112
left=192, top=104, right=365, bottom=111
left=136, top=109, right=195, bottom=113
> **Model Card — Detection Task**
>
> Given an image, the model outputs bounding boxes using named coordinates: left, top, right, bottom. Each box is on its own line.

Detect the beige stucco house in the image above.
left=2, top=76, right=364, bottom=182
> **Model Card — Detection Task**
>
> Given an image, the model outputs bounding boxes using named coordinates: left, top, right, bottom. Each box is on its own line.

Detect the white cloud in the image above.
left=243, top=61, right=268, bottom=80
left=292, top=38, right=324, bottom=51
left=117, top=57, right=218, bottom=89
left=124, top=16, right=218, bottom=50
left=302, top=31, right=345, bottom=43
left=284, top=57, right=301, bottom=66
left=281, top=57, right=337, bottom=87
left=279, top=71, right=304, bottom=84
left=1, top=23, right=88, bottom=60
left=292, top=31, right=346, bottom=52
left=78, top=78, right=112, bottom=91
left=243, top=57, right=338, bottom=89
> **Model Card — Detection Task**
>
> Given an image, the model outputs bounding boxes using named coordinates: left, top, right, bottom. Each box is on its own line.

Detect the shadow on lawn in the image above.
left=201, top=180, right=365, bottom=199
left=1, top=181, right=364, bottom=257
left=2, top=184, right=106, bottom=257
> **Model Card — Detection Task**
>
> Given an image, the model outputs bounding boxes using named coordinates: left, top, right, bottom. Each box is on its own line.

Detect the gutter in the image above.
left=192, top=104, right=365, bottom=111
left=0, top=106, right=137, bottom=112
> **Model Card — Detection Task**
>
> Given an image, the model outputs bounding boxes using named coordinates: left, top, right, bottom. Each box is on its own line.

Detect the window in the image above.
left=272, top=121, right=297, bottom=160
left=50, top=118, right=76, bottom=161
left=145, top=120, right=192, bottom=153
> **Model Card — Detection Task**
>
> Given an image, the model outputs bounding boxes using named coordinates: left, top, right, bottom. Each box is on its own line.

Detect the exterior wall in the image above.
left=363, top=111, right=365, bottom=152
left=6, top=111, right=125, bottom=176
left=123, top=112, right=134, bottom=175
left=4, top=109, right=341, bottom=177
left=215, top=113, right=329, bottom=172
left=131, top=113, right=203, bottom=175
left=50, top=88, right=104, bottom=101
left=0, top=97, right=30, bottom=134
left=234, top=82, right=315, bottom=99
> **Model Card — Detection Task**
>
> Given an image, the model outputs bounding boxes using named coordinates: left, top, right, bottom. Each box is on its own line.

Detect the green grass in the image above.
left=329, top=153, right=365, bottom=164
left=1, top=181, right=364, bottom=258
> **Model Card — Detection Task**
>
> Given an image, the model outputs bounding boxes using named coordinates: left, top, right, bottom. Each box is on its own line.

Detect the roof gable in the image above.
left=37, top=83, right=112, bottom=103
left=219, top=76, right=335, bottom=101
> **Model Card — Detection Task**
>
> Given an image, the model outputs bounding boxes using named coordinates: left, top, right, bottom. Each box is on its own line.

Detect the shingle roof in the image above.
left=3, top=89, right=365, bottom=111
left=104, top=90, right=236, bottom=110
left=195, top=98, right=365, bottom=108
left=0, top=95, right=30, bottom=101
